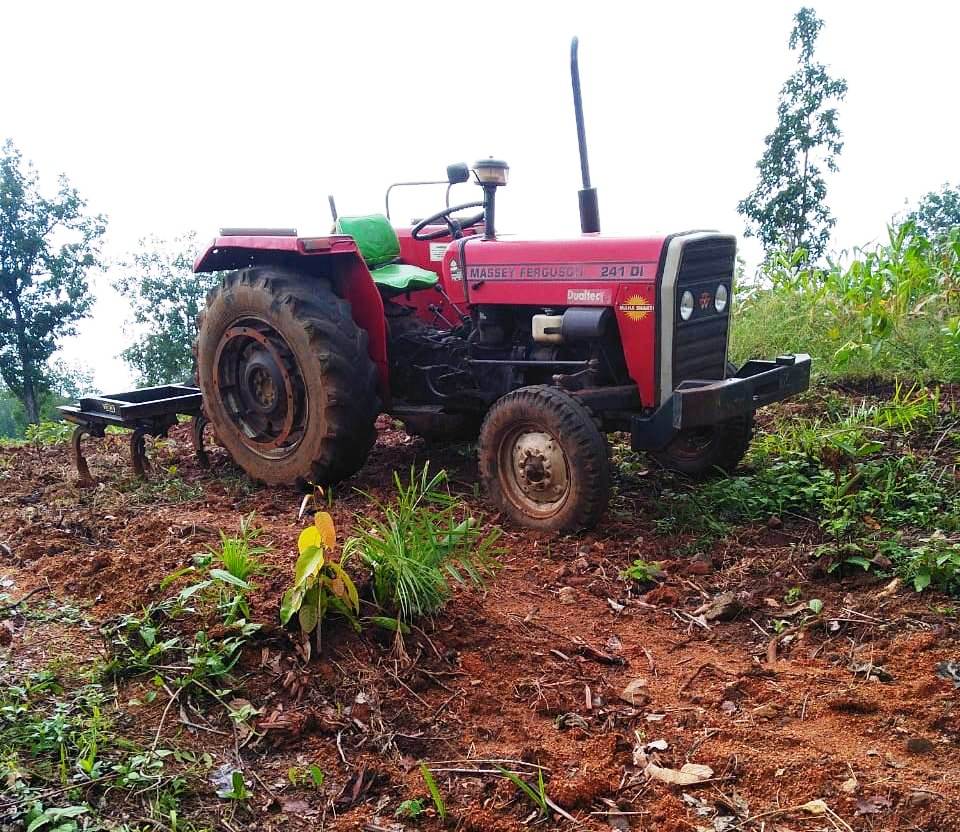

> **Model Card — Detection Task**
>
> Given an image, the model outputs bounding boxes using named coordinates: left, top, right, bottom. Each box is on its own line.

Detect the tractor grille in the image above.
left=672, top=236, right=736, bottom=385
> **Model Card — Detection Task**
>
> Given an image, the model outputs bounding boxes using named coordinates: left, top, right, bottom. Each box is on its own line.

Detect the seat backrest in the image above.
left=335, top=214, right=400, bottom=268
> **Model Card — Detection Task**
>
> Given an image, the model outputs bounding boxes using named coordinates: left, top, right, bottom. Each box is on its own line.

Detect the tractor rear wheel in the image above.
left=478, top=386, right=610, bottom=531
left=195, top=268, right=379, bottom=486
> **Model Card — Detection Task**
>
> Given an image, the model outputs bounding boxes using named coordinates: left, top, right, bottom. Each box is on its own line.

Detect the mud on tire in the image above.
left=195, top=267, right=380, bottom=486
left=478, top=385, right=610, bottom=531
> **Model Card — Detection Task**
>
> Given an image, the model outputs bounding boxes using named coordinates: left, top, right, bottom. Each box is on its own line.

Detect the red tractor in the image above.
left=191, top=40, right=810, bottom=531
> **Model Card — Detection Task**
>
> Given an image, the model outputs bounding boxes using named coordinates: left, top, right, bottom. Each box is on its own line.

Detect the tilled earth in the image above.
left=1, top=406, right=959, bottom=831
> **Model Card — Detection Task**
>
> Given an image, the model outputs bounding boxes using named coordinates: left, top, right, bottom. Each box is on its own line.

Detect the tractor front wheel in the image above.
left=478, top=386, right=610, bottom=531
left=195, top=268, right=379, bottom=486
left=650, top=412, right=754, bottom=477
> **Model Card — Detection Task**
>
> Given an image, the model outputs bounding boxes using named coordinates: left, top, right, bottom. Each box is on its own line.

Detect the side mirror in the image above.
left=446, top=163, right=470, bottom=184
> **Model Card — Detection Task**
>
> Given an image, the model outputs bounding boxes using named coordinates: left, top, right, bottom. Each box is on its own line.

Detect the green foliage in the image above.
left=620, top=559, right=664, bottom=584
left=889, top=533, right=960, bottom=594
left=0, top=140, right=106, bottom=423
left=343, top=465, right=501, bottom=623
left=738, top=8, right=847, bottom=263
left=419, top=762, right=446, bottom=820
left=907, top=182, right=960, bottom=243
left=114, top=233, right=222, bottom=385
left=732, top=224, right=960, bottom=380
left=280, top=513, right=360, bottom=657
left=396, top=797, right=426, bottom=819
left=23, top=419, right=73, bottom=446
left=216, top=770, right=250, bottom=801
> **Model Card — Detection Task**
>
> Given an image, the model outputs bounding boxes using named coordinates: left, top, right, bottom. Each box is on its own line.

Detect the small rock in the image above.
left=906, top=790, right=937, bottom=807
left=619, top=677, right=649, bottom=706
left=906, top=737, right=934, bottom=755
left=720, top=700, right=738, bottom=715
left=558, top=586, right=577, bottom=605
left=645, top=762, right=714, bottom=786
left=694, top=591, right=742, bottom=622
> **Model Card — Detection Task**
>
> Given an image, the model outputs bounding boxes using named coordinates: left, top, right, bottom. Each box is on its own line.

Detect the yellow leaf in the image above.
left=314, top=511, right=336, bottom=549
left=298, top=526, right=321, bottom=555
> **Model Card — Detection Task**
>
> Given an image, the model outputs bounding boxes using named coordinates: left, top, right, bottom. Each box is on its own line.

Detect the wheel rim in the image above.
left=496, top=424, right=570, bottom=520
left=667, top=427, right=717, bottom=461
left=212, top=317, right=308, bottom=458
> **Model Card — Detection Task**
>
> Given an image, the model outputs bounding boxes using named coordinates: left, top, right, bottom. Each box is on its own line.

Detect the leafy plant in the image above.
left=620, top=559, right=664, bottom=584
left=217, top=769, right=250, bottom=801
left=279, top=511, right=360, bottom=657
left=343, top=465, right=501, bottom=622
left=23, top=420, right=73, bottom=447
left=396, top=798, right=426, bottom=819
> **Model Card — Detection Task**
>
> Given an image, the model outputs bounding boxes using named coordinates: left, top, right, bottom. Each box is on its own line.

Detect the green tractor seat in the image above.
left=335, top=214, right=439, bottom=296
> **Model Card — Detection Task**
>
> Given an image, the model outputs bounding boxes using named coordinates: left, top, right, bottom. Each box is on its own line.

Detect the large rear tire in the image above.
left=195, top=268, right=379, bottom=486
left=478, top=386, right=610, bottom=531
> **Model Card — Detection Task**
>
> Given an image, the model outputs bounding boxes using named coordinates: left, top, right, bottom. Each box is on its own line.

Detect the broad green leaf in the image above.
left=366, top=615, right=411, bottom=634
left=298, top=585, right=320, bottom=634
left=914, top=572, right=932, bottom=592
left=294, top=546, right=325, bottom=587
left=279, top=586, right=304, bottom=625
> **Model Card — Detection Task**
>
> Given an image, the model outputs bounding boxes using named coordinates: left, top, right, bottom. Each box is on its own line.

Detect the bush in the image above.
left=731, top=223, right=960, bottom=380
left=343, top=465, right=500, bottom=622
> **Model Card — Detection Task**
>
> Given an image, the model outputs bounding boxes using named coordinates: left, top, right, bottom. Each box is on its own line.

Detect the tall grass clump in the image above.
left=731, top=222, right=960, bottom=380
left=343, top=464, right=500, bottom=622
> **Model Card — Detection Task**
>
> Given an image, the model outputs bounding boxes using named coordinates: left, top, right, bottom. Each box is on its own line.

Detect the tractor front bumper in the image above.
left=630, top=354, right=811, bottom=451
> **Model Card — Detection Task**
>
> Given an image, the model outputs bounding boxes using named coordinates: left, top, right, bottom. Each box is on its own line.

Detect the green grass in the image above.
left=343, top=464, right=501, bottom=623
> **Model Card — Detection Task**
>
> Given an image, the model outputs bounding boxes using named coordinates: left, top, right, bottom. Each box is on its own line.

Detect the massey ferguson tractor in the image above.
left=63, top=39, right=809, bottom=531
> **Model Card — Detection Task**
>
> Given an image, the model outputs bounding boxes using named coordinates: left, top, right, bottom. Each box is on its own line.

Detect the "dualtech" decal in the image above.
left=465, top=262, right=647, bottom=280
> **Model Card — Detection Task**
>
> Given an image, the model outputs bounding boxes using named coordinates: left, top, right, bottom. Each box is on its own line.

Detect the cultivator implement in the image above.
left=58, top=385, right=209, bottom=485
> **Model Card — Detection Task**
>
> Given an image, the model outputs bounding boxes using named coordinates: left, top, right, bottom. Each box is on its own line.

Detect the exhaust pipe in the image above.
left=571, top=37, right=600, bottom=234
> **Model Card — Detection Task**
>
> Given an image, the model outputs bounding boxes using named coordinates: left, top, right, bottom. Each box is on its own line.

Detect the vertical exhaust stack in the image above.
left=571, top=37, right=600, bottom=234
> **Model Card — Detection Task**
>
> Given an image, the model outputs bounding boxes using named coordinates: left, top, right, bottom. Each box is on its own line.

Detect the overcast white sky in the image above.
left=2, top=0, right=958, bottom=391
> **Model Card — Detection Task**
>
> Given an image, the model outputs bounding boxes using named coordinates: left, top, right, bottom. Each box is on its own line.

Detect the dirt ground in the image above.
left=1, top=404, right=959, bottom=831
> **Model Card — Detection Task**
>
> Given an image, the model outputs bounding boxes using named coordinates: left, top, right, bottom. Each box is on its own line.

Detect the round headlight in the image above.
left=680, top=290, right=695, bottom=321
left=714, top=283, right=729, bottom=313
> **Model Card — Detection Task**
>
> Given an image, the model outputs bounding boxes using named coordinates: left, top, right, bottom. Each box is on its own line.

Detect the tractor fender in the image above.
left=193, top=233, right=389, bottom=400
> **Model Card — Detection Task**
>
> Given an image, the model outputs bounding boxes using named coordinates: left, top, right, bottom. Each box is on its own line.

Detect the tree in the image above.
left=738, top=8, right=847, bottom=263
left=906, top=183, right=960, bottom=242
left=115, top=234, right=221, bottom=385
left=0, top=140, right=106, bottom=423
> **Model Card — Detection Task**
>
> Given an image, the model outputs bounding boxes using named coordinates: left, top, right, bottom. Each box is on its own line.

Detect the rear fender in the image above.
left=194, top=235, right=389, bottom=399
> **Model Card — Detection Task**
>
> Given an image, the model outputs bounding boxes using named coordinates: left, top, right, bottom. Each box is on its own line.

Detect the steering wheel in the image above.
left=411, top=201, right=485, bottom=241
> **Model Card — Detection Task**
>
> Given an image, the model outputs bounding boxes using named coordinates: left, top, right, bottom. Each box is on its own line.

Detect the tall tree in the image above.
left=738, top=8, right=847, bottom=263
left=906, top=183, right=960, bottom=242
left=0, top=141, right=106, bottom=422
left=115, top=234, right=221, bottom=385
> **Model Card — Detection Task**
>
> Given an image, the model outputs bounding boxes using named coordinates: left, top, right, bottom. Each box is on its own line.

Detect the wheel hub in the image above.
left=241, top=350, right=286, bottom=416
left=512, top=431, right=567, bottom=503
left=212, top=321, right=305, bottom=456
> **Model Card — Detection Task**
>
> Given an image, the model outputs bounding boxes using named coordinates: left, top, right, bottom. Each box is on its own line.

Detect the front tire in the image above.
left=478, top=386, right=610, bottom=531
left=195, top=268, right=379, bottom=486
left=651, top=412, right=754, bottom=477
